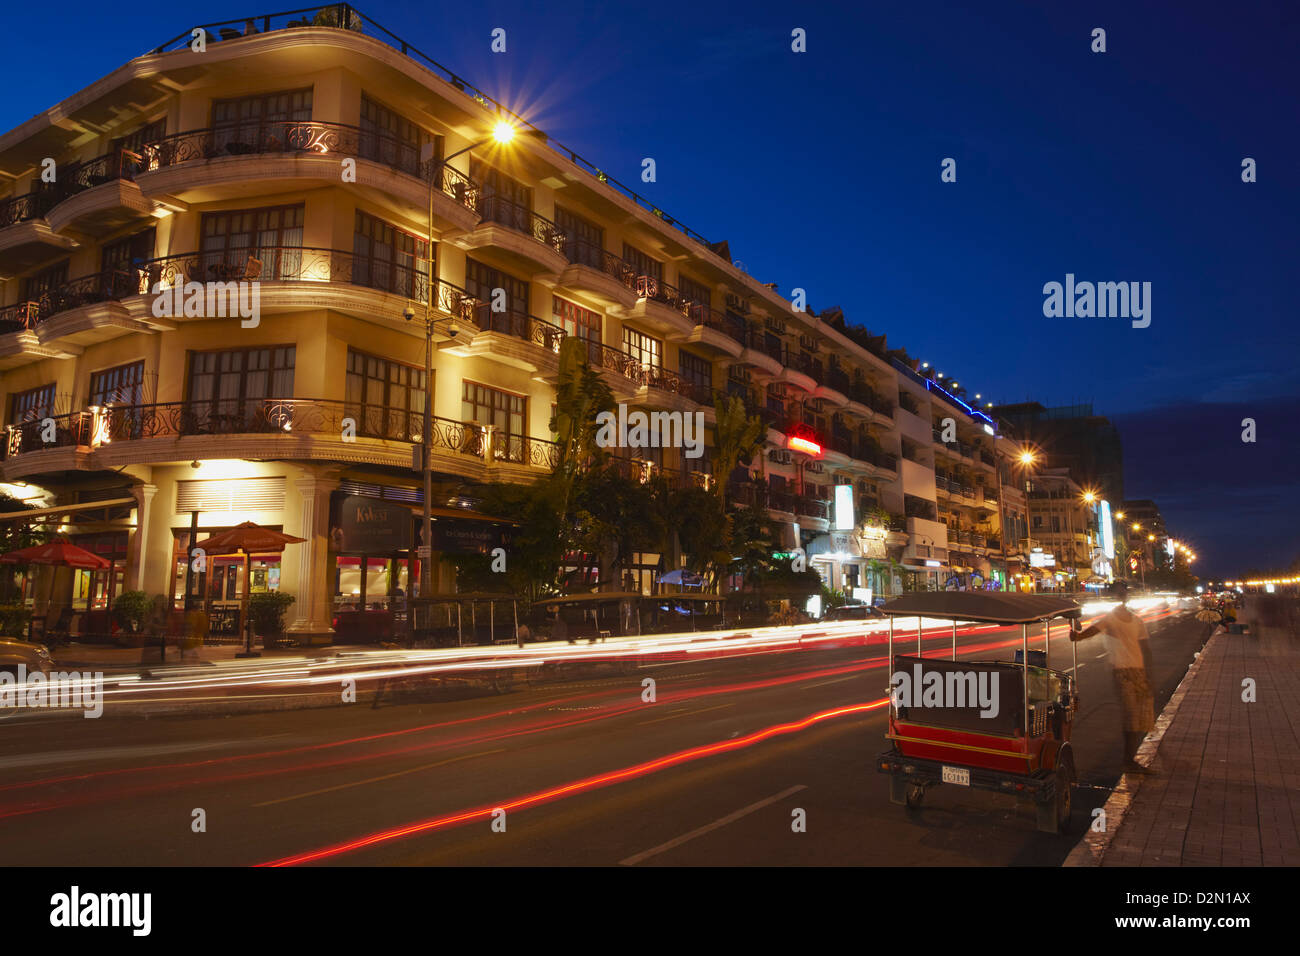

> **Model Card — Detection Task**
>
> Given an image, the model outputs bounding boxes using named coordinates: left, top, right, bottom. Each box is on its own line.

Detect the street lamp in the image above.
left=1015, top=448, right=1037, bottom=591
left=412, top=117, right=539, bottom=614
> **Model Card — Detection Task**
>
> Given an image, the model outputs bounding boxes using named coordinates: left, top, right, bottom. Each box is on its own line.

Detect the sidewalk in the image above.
left=1067, top=596, right=1300, bottom=866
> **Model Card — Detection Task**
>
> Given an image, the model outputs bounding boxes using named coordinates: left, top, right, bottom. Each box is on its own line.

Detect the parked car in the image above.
left=0, top=637, right=52, bottom=678
left=823, top=603, right=882, bottom=622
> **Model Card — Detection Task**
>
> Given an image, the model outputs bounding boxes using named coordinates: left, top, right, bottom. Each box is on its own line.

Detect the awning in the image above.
left=0, top=496, right=137, bottom=522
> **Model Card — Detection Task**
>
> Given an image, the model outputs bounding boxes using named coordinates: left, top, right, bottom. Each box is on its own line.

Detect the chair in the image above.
left=242, top=256, right=263, bottom=281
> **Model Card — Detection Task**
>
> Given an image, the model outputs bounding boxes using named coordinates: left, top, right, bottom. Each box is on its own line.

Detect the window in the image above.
left=345, top=350, right=427, bottom=442
left=552, top=296, right=600, bottom=342
left=462, top=381, right=525, bottom=439
left=472, top=162, right=532, bottom=230
left=359, top=95, right=438, bottom=176
left=679, top=350, right=712, bottom=391
left=353, top=211, right=430, bottom=301
left=623, top=243, right=662, bottom=283
left=679, top=275, right=711, bottom=308
left=9, top=384, right=55, bottom=424
left=554, top=206, right=603, bottom=267
left=89, top=361, right=145, bottom=407
left=465, top=258, right=529, bottom=314
left=200, top=205, right=304, bottom=280
left=24, top=260, right=69, bottom=302
left=100, top=229, right=156, bottom=274
left=211, top=89, right=312, bottom=150
left=112, top=119, right=166, bottom=156
left=186, top=347, right=296, bottom=424
left=623, top=327, right=661, bottom=368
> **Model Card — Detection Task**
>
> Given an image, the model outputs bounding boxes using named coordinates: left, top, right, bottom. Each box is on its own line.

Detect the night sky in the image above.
left=4, top=0, right=1296, bottom=578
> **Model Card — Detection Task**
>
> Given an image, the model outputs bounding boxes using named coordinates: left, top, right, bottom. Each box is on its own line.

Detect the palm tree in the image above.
left=710, top=393, right=764, bottom=509
left=549, top=337, right=616, bottom=516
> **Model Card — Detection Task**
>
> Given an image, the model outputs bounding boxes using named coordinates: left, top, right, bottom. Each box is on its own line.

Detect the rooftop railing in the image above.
left=149, top=6, right=716, bottom=251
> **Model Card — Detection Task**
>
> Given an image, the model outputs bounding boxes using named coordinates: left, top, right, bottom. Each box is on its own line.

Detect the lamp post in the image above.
left=1017, top=448, right=1036, bottom=592
left=412, top=120, right=534, bottom=612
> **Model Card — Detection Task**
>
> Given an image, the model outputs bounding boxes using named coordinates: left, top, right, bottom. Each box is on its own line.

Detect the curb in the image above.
left=1063, top=627, right=1220, bottom=867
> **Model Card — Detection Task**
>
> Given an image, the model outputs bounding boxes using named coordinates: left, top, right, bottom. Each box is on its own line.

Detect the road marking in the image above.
left=252, top=749, right=506, bottom=807
left=804, top=674, right=860, bottom=689
left=620, top=784, right=808, bottom=865
left=636, top=702, right=734, bottom=726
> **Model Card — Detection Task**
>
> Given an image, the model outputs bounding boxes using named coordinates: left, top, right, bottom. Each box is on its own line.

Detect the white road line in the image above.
left=804, top=674, right=861, bottom=689
left=619, top=784, right=808, bottom=866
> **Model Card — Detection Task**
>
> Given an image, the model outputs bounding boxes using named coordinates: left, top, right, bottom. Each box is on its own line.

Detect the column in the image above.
left=133, top=483, right=158, bottom=591
left=285, top=470, right=341, bottom=642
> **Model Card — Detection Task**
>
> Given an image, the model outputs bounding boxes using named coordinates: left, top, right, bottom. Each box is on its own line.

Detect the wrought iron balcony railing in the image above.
left=477, top=196, right=566, bottom=253
left=0, top=249, right=479, bottom=331
left=1, top=397, right=560, bottom=469
left=0, top=191, right=57, bottom=228
left=562, top=240, right=639, bottom=291
left=137, top=122, right=482, bottom=214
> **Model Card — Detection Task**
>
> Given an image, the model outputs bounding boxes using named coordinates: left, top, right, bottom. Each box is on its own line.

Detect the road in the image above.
left=0, top=601, right=1210, bottom=866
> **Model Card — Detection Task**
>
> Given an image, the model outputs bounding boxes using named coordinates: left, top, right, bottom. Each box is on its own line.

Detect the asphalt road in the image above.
left=0, top=603, right=1210, bottom=866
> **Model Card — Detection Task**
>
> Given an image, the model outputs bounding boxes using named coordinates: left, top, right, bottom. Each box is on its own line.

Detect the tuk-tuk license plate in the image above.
left=941, top=766, right=970, bottom=786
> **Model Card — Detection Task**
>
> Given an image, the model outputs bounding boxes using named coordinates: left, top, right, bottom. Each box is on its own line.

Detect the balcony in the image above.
left=623, top=275, right=694, bottom=337
left=674, top=302, right=744, bottom=358
left=455, top=196, right=569, bottom=275
left=137, top=123, right=482, bottom=233
left=1, top=398, right=560, bottom=479
left=629, top=362, right=710, bottom=409
left=462, top=305, right=565, bottom=375
left=776, top=348, right=819, bottom=393
left=45, top=150, right=153, bottom=237
left=147, top=246, right=478, bottom=325
left=0, top=191, right=77, bottom=274
left=556, top=241, right=640, bottom=311
left=735, top=329, right=784, bottom=376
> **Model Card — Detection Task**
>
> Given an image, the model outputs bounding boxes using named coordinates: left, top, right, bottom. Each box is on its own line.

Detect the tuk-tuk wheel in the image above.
left=1036, top=753, right=1075, bottom=833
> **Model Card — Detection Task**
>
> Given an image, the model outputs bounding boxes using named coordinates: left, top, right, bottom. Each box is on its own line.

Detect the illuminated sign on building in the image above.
left=833, top=484, right=854, bottom=531
left=1100, top=499, right=1115, bottom=560
left=788, top=435, right=822, bottom=456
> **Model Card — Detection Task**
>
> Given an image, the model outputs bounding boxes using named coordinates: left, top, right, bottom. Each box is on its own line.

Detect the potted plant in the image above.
left=111, top=590, right=151, bottom=642
left=249, top=591, right=296, bottom=649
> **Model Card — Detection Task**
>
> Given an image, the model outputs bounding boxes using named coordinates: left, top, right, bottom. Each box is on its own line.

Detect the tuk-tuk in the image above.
left=874, top=592, right=1081, bottom=834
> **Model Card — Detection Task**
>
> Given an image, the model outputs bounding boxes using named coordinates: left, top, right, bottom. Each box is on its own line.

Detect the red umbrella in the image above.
left=0, top=539, right=110, bottom=569
left=195, top=521, right=305, bottom=555
left=193, top=521, right=305, bottom=657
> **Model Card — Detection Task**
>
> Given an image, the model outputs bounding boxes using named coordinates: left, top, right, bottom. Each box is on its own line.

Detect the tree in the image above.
left=710, top=394, right=764, bottom=509
left=550, top=339, right=616, bottom=483
left=572, top=467, right=667, bottom=589
left=0, top=493, right=53, bottom=603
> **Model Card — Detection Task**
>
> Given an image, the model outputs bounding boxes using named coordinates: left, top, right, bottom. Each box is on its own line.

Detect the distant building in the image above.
left=995, top=402, right=1124, bottom=506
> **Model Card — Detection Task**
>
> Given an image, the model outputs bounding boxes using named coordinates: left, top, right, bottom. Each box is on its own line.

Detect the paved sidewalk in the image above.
left=1068, top=595, right=1300, bottom=866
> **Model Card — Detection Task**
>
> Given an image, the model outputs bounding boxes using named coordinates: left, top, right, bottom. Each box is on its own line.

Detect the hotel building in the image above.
left=0, top=7, right=1027, bottom=641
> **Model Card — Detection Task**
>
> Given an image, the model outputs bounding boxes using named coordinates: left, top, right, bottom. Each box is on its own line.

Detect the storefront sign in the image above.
left=423, top=518, right=513, bottom=556
left=330, top=494, right=412, bottom=553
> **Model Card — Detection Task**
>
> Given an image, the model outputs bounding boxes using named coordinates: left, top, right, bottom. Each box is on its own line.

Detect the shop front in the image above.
left=329, top=492, right=415, bottom=643
left=171, top=527, right=286, bottom=639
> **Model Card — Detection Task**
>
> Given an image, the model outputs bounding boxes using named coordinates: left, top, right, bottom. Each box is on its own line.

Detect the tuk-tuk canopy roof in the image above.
left=878, top=592, right=1082, bottom=624
left=532, top=591, right=642, bottom=607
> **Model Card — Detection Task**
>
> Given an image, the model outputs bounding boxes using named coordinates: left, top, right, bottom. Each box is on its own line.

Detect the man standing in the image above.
left=1071, top=581, right=1156, bottom=774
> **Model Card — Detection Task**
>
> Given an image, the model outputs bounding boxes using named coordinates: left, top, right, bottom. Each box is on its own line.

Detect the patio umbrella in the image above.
left=195, top=521, right=305, bottom=657
left=0, top=539, right=111, bottom=569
